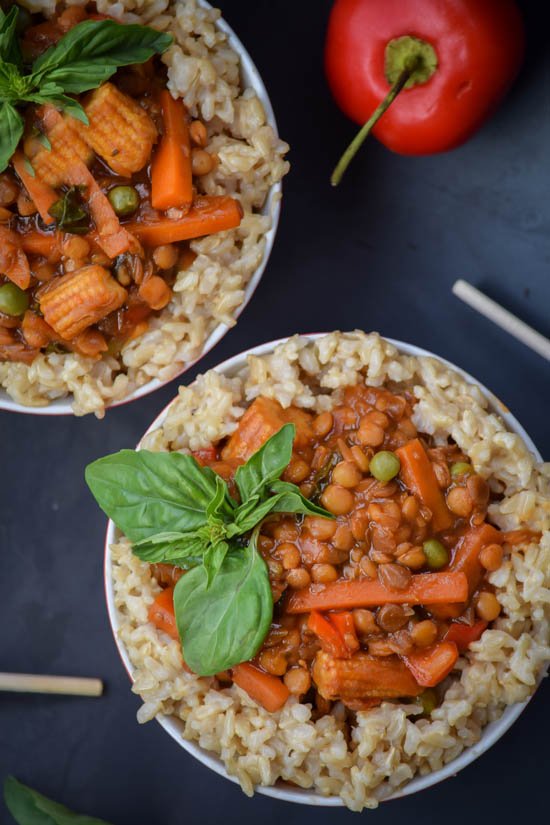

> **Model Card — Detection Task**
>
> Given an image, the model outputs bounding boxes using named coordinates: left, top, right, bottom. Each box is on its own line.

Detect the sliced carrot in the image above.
left=444, top=620, right=487, bottom=652
left=127, top=195, right=243, bottom=246
left=148, top=587, right=179, bottom=641
left=430, top=523, right=501, bottom=619
left=21, top=231, right=63, bottom=261
left=308, top=610, right=351, bottom=658
left=191, top=445, right=218, bottom=466
left=403, top=641, right=459, bottom=687
left=286, top=571, right=469, bottom=614
left=396, top=439, right=453, bottom=532
left=151, top=91, right=193, bottom=210
left=12, top=151, right=57, bottom=226
left=232, top=662, right=290, bottom=712
left=221, top=396, right=313, bottom=462
left=21, top=311, right=55, bottom=349
left=329, top=611, right=360, bottom=653
left=0, top=226, right=31, bottom=289
left=501, top=529, right=540, bottom=545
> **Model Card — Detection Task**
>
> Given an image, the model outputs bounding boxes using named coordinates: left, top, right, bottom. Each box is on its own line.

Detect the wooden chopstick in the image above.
left=0, top=672, right=103, bottom=697
left=453, top=280, right=550, bottom=362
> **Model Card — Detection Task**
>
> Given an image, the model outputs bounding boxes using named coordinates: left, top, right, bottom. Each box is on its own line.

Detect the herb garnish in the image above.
left=4, top=775, right=112, bottom=825
left=86, top=424, right=333, bottom=675
left=0, top=9, right=173, bottom=172
left=48, top=185, right=89, bottom=233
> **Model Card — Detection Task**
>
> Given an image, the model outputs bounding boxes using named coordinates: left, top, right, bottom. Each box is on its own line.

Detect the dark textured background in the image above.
left=1, top=1, right=549, bottom=822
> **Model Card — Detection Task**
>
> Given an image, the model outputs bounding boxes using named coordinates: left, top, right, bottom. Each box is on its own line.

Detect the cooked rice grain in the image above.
left=111, top=332, right=550, bottom=809
left=5, top=0, right=288, bottom=416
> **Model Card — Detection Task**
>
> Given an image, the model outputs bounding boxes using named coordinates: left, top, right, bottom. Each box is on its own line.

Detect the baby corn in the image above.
left=24, top=113, right=93, bottom=188
left=40, top=265, right=127, bottom=340
left=83, top=83, right=158, bottom=176
left=312, top=651, right=422, bottom=701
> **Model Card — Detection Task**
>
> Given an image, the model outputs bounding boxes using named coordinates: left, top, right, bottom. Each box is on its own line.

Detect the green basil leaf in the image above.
left=48, top=185, right=90, bottom=234
left=31, top=19, right=173, bottom=94
left=205, top=473, right=236, bottom=519
left=234, top=423, right=295, bottom=504
left=85, top=449, right=221, bottom=542
left=174, top=533, right=272, bottom=675
left=0, top=101, right=24, bottom=173
left=23, top=90, right=89, bottom=124
left=229, top=494, right=283, bottom=535
left=0, top=8, right=22, bottom=68
left=203, top=539, right=229, bottom=588
left=269, top=479, right=334, bottom=518
left=132, top=531, right=206, bottom=568
left=4, top=775, right=112, bottom=825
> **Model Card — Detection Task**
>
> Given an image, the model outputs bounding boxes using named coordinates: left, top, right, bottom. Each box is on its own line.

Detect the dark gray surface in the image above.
left=1, top=1, right=548, bottom=822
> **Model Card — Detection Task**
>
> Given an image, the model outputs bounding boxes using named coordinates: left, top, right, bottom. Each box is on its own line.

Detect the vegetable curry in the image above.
left=0, top=5, right=242, bottom=364
left=146, top=384, right=530, bottom=717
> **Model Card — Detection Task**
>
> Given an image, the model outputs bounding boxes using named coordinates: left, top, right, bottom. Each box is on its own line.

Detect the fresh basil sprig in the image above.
left=0, top=12, right=172, bottom=172
left=4, top=775, right=112, bottom=825
left=86, top=423, right=333, bottom=675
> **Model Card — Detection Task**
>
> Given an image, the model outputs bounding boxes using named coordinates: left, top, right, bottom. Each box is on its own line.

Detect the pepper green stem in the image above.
left=330, top=65, right=415, bottom=187
left=330, top=35, right=438, bottom=187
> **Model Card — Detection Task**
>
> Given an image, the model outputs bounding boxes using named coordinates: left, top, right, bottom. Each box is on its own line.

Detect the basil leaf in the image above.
left=31, top=20, right=173, bottom=94
left=48, top=186, right=90, bottom=234
left=174, top=533, right=272, bottom=675
left=24, top=89, right=89, bottom=125
left=235, top=423, right=295, bottom=503
left=85, top=450, right=221, bottom=542
left=132, top=531, right=206, bottom=568
left=0, top=8, right=23, bottom=68
left=229, top=494, right=282, bottom=535
left=203, top=539, right=229, bottom=588
left=205, top=473, right=236, bottom=519
left=269, top=480, right=335, bottom=518
left=4, top=775, right=112, bottom=825
left=0, top=101, right=24, bottom=173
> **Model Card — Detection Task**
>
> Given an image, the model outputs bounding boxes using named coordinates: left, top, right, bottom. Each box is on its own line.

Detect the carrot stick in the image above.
left=0, top=226, right=31, bottom=290
left=396, top=439, right=453, bottom=532
left=21, top=231, right=63, bottom=260
left=403, top=641, right=459, bottom=687
left=12, top=151, right=57, bottom=225
left=148, top=587, right=179, bottom=641
left=151, top=91, right=193, bottom=210
left=430, top=523, right=501, bottom=619
left=127, top=195, right=243, bottom=246
left=329, top=611, right=360, bottom=653
left=232, top=662, right=290, bottom=712
left=308, top=610, right=351, bottom=658
left=287, top=571, right=468, bottom=614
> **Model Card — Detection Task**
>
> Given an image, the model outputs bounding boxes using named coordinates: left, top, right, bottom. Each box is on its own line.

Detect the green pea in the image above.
left=369, top=450, right=400, bottom=482
left=0, top=283, right=29, bottom=316
left=451, top=462, right=473, bottom=479
left=423, top=539, right=449, bottom=570
left=107, top=186, right=140, bottom=217
left=420, top=689, right=438, bottom=715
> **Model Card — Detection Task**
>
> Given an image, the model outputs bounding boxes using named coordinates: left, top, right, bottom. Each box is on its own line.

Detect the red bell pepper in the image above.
left=445, top=620, right=487, bottom=652
left=325, top=0, right=525, bottom=183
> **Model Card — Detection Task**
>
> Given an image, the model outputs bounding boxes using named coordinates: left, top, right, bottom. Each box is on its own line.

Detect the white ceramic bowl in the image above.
left=104, top=334, right=544, bottom=806
left=0, top=2, right=282, bottom=416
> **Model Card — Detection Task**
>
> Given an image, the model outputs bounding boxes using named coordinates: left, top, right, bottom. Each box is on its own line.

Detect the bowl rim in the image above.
left=0, top=0, right=282, bottom=417
left=104, top=332, right=546, bottom=807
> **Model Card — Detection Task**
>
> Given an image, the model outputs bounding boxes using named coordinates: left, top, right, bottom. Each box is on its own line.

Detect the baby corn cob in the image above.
left=24, top=112, right=93, bottom=188
left=83, top=83, right=158, bottom=176
left=312, top=651, right=422, bottom=702
left=40, top=265, right=127, bottom=340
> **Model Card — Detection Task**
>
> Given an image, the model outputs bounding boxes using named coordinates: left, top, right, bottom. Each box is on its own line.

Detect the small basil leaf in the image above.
left=230, top=494, right=284, bottom=535
left=269, top=480, right=334, bottom=518
left=23, top=91, right=89, bottom=125
left=203, top=539, right=229, bottom=589
left=4, top=775, right=113, bottom=825
left=205, top=474, right=235, bottom=520
left=85, top=450, right=221, bottom=542
left=132, top=531, right=206, bottom=568
left=31, top=20, right=173, bottom=94
left=48, top=185, right=90, bottom=234
left=0, top=101, right=24, bottom=174
left=0, top=8, right=23, bottom=68
left=235, top=423, right=295, bottom=504
left=174, top=533, right=272, bottom=675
